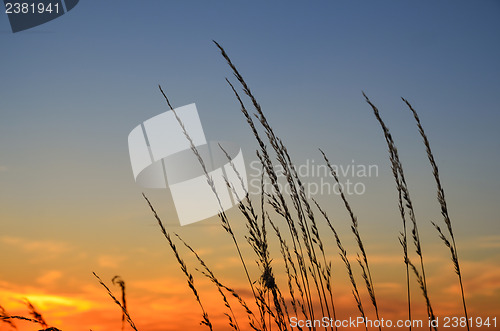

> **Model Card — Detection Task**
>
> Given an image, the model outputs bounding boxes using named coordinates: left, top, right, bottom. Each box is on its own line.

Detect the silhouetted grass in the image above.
left=93, top=272, right=139, bottom=331
left=364, top=92, right=437, bottom=331
left=0, top=42, right=470, bottom=331
left=130, top=41, right=468, bottom=331
left=0, top=299, right=62, bottom=331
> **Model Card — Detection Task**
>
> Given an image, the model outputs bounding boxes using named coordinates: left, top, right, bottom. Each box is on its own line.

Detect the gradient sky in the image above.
left=1, top=1, right=499, bottom=330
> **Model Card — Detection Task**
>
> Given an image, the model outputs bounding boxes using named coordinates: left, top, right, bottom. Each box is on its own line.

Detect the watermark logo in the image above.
left=128, top=104, right=247, bottom=226
left=248, top=159, right=378, bottom=198
left=3, top=0, right=79, bottom=33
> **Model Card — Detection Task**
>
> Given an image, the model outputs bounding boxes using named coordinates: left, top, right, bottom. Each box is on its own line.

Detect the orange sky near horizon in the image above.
left=1, top=213, right=499, bottom=331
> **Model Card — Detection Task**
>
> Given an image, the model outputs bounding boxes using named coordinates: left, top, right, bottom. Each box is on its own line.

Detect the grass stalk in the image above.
left=218, top=41, right=330, bottom=325
left=175, top=233, right=243, bottom=331
left=319, top=149, right=380, bottom=330
left=402, top=98, right=469, bottom=331
left=142, top=195, right=213, bottom=330
left=364, top=92, right=436, bottom=330
left=313, top=199, right=368, bottom=331
left=157, top=85, right=267, bottom=329
left=224, top=76, right=315, bottom=322
left=93, top=272, right=139, bottom=331
left=112, top=276, right=127, bottom=331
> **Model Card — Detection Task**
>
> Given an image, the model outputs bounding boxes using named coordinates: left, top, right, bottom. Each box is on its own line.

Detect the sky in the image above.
left=0, top=1, right=499, bottom=330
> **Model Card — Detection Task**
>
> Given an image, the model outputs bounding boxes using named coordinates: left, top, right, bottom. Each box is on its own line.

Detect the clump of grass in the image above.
left=0, top=41, right=469, bottom=331
left=128, top=41, right=469, bottom=331
left=157, top=84, right=271, bottom=330
left=221, top=49, right=316, bottom=325
left=216, top=40, right=333, bottom=327
left=221, top=143, right=290, bottom=331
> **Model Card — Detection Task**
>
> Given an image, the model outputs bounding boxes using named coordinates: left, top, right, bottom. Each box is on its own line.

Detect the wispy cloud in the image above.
left=97, top=254, right=127, bottom=268
left=0, top=236, right=72, bottom=255
left=442, top=258, right=500, bottom=297
left=477, top=235, right=500, bottom=249
left=130, top=277, right=198, bottom=296
left=36, top=270, right=63, bottom=286
left=0, top=281, right=96, bottom=313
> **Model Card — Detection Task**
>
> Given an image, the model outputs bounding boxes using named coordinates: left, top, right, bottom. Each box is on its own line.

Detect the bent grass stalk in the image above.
left=0, top=304, right=17, bottom=330
left=219, top=40, right=334, bottom=328
left=364, top=92, right=437, bottom=331
left=112, top=276, right=127, bottom=331
left=312, top=198, right=368, bottom=331
left=402, top=98, right=469, bottom=331
left=319, top=149, right=380, bottom=331
left=142, top=194, right=213, bottom=330
left=226, top=79, right=316, bottom=325
left=221, top=51, right=316, bottom=323
left=0, top=300, right=63, bottom=331
left=175, top=233, right=243, bottom=331
left=93, top=272, right=140, bottom=331
left=220, top=145, right=290, bottom=330
left=157, top=85, right=270, bottom=330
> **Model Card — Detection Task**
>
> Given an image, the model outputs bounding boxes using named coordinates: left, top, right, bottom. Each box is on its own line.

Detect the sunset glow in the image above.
left=1, top=1, right=499, bottom=331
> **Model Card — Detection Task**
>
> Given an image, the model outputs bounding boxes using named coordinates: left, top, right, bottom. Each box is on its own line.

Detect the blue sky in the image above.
left=1, top=0, right=499, bottom=246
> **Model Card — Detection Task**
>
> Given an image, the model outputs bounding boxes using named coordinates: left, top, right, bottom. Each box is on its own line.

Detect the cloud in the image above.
left=130, top=277, right=195, bottom=296
left=477, top=235, right=500, bottom=249
left=97, top=254, right=127, bottom=268
left=0, top=236, right=72, bottom=255
left=0, top=281, right=96, bottom=313
left=36, top=270, right=63, bottom=286
left=442, top=259, right=500, bottom=297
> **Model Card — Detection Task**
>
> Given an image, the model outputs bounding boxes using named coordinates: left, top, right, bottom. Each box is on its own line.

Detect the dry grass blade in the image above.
left=362, top=94, right=414, bottom=326
left=218, top=41, right=317, bottom=323
left=24, top=299, right=48, bottom=328
left=112, top=276, right=127, bottom=331
left=268, top=217, right=307, bottom=328
left=403, top=98, right=469, bottom=330
left=157, top=84, right=265, bottom=329
left=93, top=272, right=139, bottom=331
left=405, top=258, right=437, bottom=331
left=142, top=194, right=213, bottom=330
left=319, top=149, right=379, bottom=329
left=220, top=144, right=291, bottom=330
left=175, top=232, right=244, bottom=331
left=280, top=142, right=336, bottom=327
left=0, top=304, right=18, bottom=330
left=1, top=315, right=39, bottom=324
left=313, top=198, right=367, bottom=330
left=364, top=92, right=436, bottom=330
left=0, top=313, right=61, bottom=331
